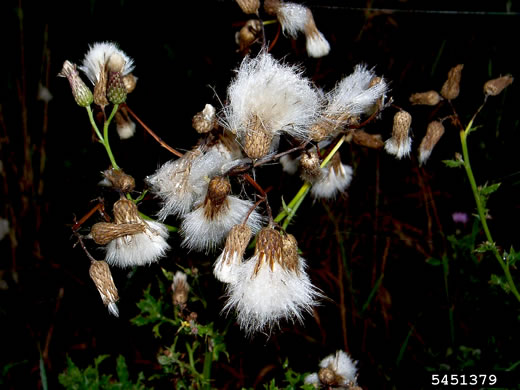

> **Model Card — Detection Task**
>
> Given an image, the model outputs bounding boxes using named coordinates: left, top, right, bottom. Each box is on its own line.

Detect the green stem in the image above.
left=85, top=104, right=120, bottom=170
left=460, top=122, right=520, bottom=302
left=274, top=135, right=346, bottom=228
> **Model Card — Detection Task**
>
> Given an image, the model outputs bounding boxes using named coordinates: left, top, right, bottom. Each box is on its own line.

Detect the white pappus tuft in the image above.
left=326, top=64, right=388, bottom=119
left=180, top=195, right=263, bottom=253
left=304, top=350, right=358, bottom=388
left=222, top=51, right=321, bottom=143
left=311, top=154, right=353, bottom=199
left=79, top=41, right=135, bottom=85
left=105, top=220, right=169, bottom=268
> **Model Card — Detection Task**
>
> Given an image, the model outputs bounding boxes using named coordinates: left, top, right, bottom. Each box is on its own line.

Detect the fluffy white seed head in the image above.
left=279, top=154, right=300, bottom=175
left=147, top=145, right=236, bottom=219
left=222, top=51, right=321, bottom=145
left=311, top=154, right=353, bottom=199
left=172, top=271, right=190, bottom=306
left=305, top=29, right=331, bottom=58
left=223, top=228, right=321, bottom=335
left=180, top=195, right=263, bottom=253
left=116, top=118, right=136, bottom=139
left=319, top=350, right=358, bottom=386
left=385, top=110, right=412, bottom=159
left=105, top=220, right=169, bottom=268
left=79, top=41, right=135, bottom=85
left=326, top=64, right=388, bottom=119
left=214, top=224, right=252, bottom=284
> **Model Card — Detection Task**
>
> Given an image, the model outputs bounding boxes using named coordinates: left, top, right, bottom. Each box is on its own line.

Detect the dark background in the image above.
left=1, top=0, right=520, bottom=388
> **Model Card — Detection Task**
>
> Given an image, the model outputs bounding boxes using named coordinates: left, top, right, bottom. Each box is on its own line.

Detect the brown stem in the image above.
left=268, top=23, right=281, bottom=52
left=72, top=198, right=109, bottom=232
left=243, top=173, right=273, bottom=223
left=123, top=104, right=184, bottom=158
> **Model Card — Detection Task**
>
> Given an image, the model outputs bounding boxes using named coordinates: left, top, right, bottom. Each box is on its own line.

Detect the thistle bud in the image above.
left=122, top=73, right=138, bottom=93
left=172, top=271, right=190, bottom=306
left=113, top=198, right=141, bottom=224
left=90, top=222, right=146, bottom=245
left=102, top=167, right=136, bottom=193
left=107, top=71, right=127, bottom=104
left=58, top=60, right=93, bottom=107
left=299, top=150, right=322, bottom=183
left=418, top=121, right=445, bottom=165
left=385, top=110, right=412, bottom=159
left=243, top=126, right=273, bottom=160
left=483, top=74, right=513, bottom=96
left=441, top=64, right=464, bottom=100
left=351, top=130, right=384, bottom=149
left=192, top=104, right=217, bottom=134
left=409, top=90, right=442, bottom=106
left=89, top=260, right=119, bottom=316
left=235, top=0, right=260, bottom=15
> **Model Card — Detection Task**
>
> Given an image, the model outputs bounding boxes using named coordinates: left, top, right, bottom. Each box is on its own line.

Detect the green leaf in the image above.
left=116, top=355, right=129, bottom=383
left=442, top=159, right=464, bottom=168
left=426, top=257, right=442, bottom=266
left=505, top=246, right=520, bottom=266
left=475, top=241, right=496, bottom=253
left=479, top=182, right=501, bottom=196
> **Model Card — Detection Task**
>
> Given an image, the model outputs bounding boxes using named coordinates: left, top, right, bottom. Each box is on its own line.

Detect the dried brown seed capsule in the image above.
left=172, top=271, right=190, bottom=306
left=281, top=233, right=299, bottom=273
left=243, top=126, right=273, bottom=159
left=102, top=168, right=135, bottom=193
left=207, top=176, right=231, bottom=206
left=409, top=90, right=442, bottom=106
left=113, top=198, right=141, bottom=224
left=392, top=110, right=412, bottom=142
left=122, top=73, right=137, bottom=93
left=90, top=222, right=146, bottom=245
left=318, top=367, right=342, bottom=386
left=441, top=64, right=464, bottom=100
left=223, top=224, right=252, bottom=263
left=235, top=0, right=260, bottom=14
left=236, top=19, right=263, bottom=55
left=254, top=228, right=283, bottom=274
left=310, top=121, right=333, bottom=142
left=192, top=104, right=217, bottom=134
left=483, top=74, right=513, bottom=96
left=351, top=130, right=384, bottom=149
left=299, top=150, right=322, bottom=183
left=418, top=120, right=445, bottom=165
left=89, top=260, right=119, bottom=315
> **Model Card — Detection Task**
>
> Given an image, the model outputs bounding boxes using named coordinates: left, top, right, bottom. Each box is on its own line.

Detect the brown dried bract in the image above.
left=253, top=228, right=283, bottom=275
left=441, top=64, right=464, bottom=100
left=484, top=74, right=513, bottom=96
left=351, top=130, right=384, bottom=149
left=409, top=90, right=442, bottom=106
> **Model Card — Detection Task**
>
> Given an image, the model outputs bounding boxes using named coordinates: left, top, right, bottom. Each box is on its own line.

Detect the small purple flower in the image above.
left=452, top=212, right=469, bottom=224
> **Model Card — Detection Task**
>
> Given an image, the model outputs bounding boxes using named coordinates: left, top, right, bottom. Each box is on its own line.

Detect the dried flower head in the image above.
left=351, top=130, right=384, bottom=149
left=114, top=109, right=136, bottom=139
left=304, top=350, right=358, bottom=388
left=235, top=0, right=260, bottom=14
left=147, top=145, right=233, bottom=219
left=58, top=60, right=93, bottom=107
left=418, top=120, right=445, bottom=165
left=192, top=104, right=217, bottom=134
left=180, top=178, right=263, bottom=253
left=224, top=227, right=321, bottom=335
left=214, top=224, right=252, bottom=283
left=385, top=110, right=412, bottom=159
left=275, top=2, right=330, bottom=58
left=90, top=222, right=146, bottom=245
left=483, top=74, right=513, bottom=96
left=172, top=271, right=190, bottom=306
left=236, top=19, right=263, bottom=55
left=79, top=42, right=134, bottom=107
left=312, top=65, right=388, bottom=142
left=299, top=149, right=323, bottom=183
left=101, top=167, right=135, bottom=193
left=440, top=64, right=463, bottom=100
left=222, top=51, right=321, bottom=157
left=89, top=260, right=119, bottom=316
left=311, top=153, right=353, bottom=199
left=104, top=198, right=170, bottom=268
left=409, top=90, right=442, bottom=106
left=122, top=73, right=138, bottom=93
